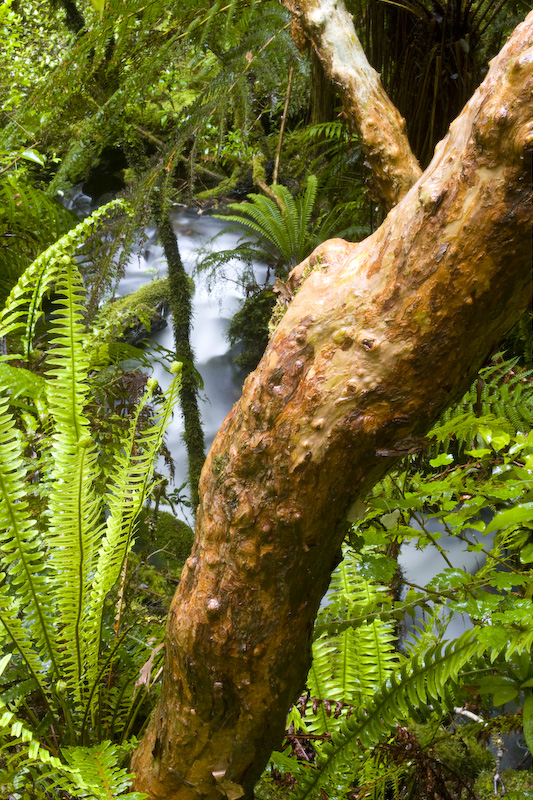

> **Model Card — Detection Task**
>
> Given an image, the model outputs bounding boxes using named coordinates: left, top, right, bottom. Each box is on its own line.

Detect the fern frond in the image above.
left=0, top=385, right=59, bottom=696
left=297, top=174, right=317, bottom=253
left=293, top=631, right=479, bottom=800
left=0, top=655, right=86, bottom=795
left=215, top=176, right=323, bottom=272
left=433, top=356, right=533, bottom=452
left=63, top=740, right=148, bottom=799
left=291, top=623, right=533, bottom=800
left=45, top=264, right=104, bottom=701
left=0, top=200, right=128, bottom=360
left=83, top=369, right=182, bottom=698
left=305, top=551, right=398, bottom=735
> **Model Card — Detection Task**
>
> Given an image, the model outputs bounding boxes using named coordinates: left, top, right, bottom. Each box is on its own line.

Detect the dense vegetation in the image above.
left=0, top=0, right=531, bottom=798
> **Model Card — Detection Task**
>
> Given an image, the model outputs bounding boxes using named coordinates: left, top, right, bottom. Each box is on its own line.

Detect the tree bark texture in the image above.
left=133, top=13, right=533, bottom=800
left=282, top=0, right=422, bottom=209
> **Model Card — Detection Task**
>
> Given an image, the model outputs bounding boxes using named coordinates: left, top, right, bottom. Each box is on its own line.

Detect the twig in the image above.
left=273, top=66, right=294, bottom=184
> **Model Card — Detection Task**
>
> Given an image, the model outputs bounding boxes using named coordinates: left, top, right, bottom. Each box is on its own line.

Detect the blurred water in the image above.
left=114, top=206, right=268, bottom=507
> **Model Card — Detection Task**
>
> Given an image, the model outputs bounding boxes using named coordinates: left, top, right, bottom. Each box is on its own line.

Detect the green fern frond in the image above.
left=432, top=356, right=533, bottom=452
left=0, top=363, right=46, bottom=403
left=318, top=549, right=392, bottom=626
left=62, top=740, right=147, bottom=800
left=216, top=176, right=323, bottom=273
left=44, top=264, right=104, bottom=699
left=0, top=200, right=128, bottom=360
left=0, top=386, right=59, bottom=696
left=0, top=655, right=85, bottom=793
left=291, top=624, right=533, bottom=800
left=298, top=121, right=349, bottom=144
left=0, top=209, right=182, bottom=764
left=297, top=174, right=318, bottom=249
left=355, top=621, right=398, bottom=700
left=293, top=631, right=479, bottom=800
left=83, top=369, right=182, bottom=696
left=304, top=551, right=398, bottom=735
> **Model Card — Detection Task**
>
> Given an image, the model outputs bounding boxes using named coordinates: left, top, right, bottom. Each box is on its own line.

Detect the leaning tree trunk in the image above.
left=132, top=12, right=533, bottom=800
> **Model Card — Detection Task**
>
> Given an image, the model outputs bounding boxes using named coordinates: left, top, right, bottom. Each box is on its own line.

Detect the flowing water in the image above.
left=113, top=205, right=268, bottom=508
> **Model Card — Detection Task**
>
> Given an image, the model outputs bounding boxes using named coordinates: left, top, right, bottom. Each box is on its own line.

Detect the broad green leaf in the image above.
left=380, top=510, right=401, bottom=530
left=486, top=503, right=533, bottom=533
left=479, top=675, right=518, bottom=706
left=429, top=453, right=454, bottom=468
left=521, top=542, right=533, bottom=564
left=491, top=432, right=511, bottom=451
left=492, top=685, right=519, bottom=706
left=20, top=148, right=45, bottom=166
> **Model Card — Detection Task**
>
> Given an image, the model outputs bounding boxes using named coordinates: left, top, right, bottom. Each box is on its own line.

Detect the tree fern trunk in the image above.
left=60, top=0, right=85, bottom=35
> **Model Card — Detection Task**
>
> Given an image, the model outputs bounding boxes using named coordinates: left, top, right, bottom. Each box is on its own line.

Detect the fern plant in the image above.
left=435, top=355, right=533, bottom=453
left=0, top=208, right=182, bottom=798
left=260, top=398, right=533, bottom=799
left=213, top=175, right=364, bottom=278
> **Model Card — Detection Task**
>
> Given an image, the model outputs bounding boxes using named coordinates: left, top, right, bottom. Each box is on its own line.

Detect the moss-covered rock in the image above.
left=97, top=278, right=170, bottom=344
left=135, top=507, right=194, bottom=568
left=429, top=728, right=495, bottom=781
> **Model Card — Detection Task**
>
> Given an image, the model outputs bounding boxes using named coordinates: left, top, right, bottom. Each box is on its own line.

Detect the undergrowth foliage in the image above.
left=0, top=175, right=74, bottom=307
left=0, top=207, right=182, bottom=799
left=259, top=358, right=533, bottom=800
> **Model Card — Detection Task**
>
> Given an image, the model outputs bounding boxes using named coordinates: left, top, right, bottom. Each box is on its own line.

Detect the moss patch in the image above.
left=97, top=278, right=170, bottom=344
left=127, top=509, right=195, bottom=615
left=474, top=768, right=533, bottom=799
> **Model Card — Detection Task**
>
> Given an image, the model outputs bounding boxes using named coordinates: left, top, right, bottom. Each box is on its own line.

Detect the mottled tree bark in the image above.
left=132, top=12, right=533, bottom=800
left=282, top=0, right=422, bottom=209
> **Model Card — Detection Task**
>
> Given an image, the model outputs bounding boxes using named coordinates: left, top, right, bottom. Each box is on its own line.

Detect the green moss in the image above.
left=252, top=153, right=268, bottom=186
left=228, top=287, right=277, bottom=371
left=108, top=278, right=170, bottom=315
left=125, top=508, right=194, bottom=616
left=474, top=769, right=533, bottom=799
left=96, top=278, right=170, bottom=342
left=213, top=452, right=229, bottom=475
left=196, top=163, right=251, bottom=201
left=429, top=730, right=494, bottom=780
left=135, top=508, right=194, bottom=569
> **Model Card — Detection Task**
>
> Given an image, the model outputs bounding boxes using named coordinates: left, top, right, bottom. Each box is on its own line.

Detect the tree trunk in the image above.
left=132, top=11, right=533, bottom=800
left=282, top=0, right=422, bottom=209
left=155, top=209, right=206, bottom=510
